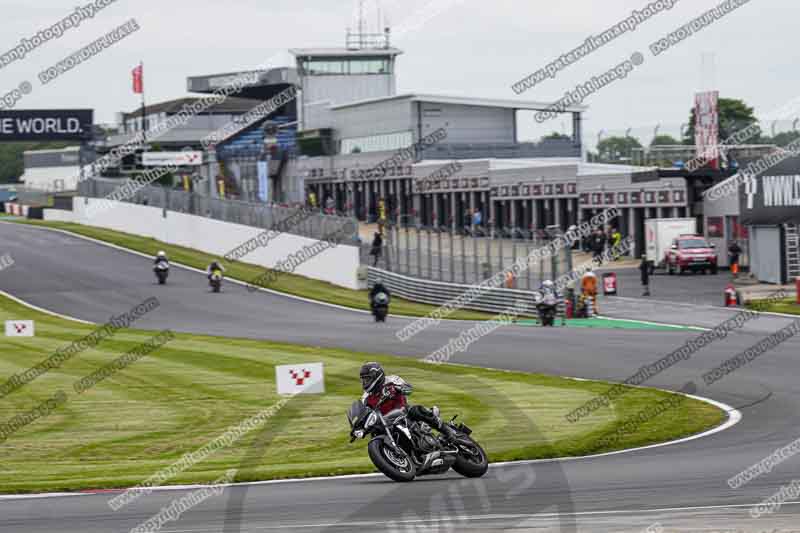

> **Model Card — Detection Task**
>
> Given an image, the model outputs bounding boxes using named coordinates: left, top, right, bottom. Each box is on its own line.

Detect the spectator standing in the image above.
left=639, top=254, right=651, bottom=296
left=728, top=241, right=743, bottom=277
left=611, top=227, right=622, bottom=260
left=472, top=208, right=482, bottom=228
left=590, top=229, right=606, bottom=264
left=370, top=232, right=383, bottom=267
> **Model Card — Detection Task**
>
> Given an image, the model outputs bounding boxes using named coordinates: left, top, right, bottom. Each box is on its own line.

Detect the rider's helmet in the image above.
left=542, top=279, right=555, bottom=291
left=210, top=261, right=219, bottom=269
left=374, top=292, right=389, bottom=305
left=359, top=362, right=385, bottom=393
left=157, top=251, right=166, bottom=258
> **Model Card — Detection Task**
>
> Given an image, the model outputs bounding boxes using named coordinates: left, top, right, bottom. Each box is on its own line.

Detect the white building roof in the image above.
left=331, top=93, right=587, bottom=114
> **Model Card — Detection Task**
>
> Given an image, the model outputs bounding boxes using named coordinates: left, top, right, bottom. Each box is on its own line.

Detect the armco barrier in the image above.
left=367, top=267, right=540, bottom=317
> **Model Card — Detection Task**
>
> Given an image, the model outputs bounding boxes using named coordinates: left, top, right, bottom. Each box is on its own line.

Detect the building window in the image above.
left=341, top=131, right=413, bottom=155
left=301, top=58, right=390, bottom=76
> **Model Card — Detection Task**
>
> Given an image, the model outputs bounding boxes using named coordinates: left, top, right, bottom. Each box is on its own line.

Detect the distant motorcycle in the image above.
left=537, top=292, right=558, bottom=327
left=371, top=292, right=390, bottom=322
left=347, top=399, right=488, bottom=482
left=154, top=261, right=169, bottom=285
left=209, top=270, right=223, bottom=293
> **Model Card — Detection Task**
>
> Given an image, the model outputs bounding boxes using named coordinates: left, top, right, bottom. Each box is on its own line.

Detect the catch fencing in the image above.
left=78, top=177, right=358, bottom=242
left=363, top=224, right=573, bottom=291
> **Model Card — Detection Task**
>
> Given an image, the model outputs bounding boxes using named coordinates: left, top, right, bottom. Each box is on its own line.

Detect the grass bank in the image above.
left=747, top=297, right=800, bottom=315
left=0, top=293, right=725, bottom=493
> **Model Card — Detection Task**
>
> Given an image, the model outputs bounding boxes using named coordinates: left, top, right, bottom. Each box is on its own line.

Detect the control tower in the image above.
left=290, top=27, right=402, bottom=131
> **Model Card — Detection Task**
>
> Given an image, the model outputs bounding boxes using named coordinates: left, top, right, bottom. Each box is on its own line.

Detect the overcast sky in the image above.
left=0, top=0, right=795, bottom=148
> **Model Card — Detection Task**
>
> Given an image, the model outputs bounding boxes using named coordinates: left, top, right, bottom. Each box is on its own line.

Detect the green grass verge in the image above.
left=0, top=293, right=725, bottom=493
left=8, top=219, right=491, bottom=320
left=746, top=297, right=800, bottom=315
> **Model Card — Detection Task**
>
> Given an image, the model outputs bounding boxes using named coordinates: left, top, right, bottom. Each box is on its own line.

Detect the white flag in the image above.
left=276, top=363, right=325, bottom=395
left=5, top=320, right=34, bottom=337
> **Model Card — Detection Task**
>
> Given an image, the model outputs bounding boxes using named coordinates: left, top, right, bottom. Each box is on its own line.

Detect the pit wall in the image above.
left=42, top=197, right=360, bottom=289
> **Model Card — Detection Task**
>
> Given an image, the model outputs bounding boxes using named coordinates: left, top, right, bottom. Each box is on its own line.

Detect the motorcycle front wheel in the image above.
left=367, top=439, right=416, bottom=482
left=452, top=436, right=489, bottom=478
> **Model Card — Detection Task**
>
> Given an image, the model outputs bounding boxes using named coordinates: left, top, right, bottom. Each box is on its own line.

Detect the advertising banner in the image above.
left=5, top=320, right=34, bottom=337
left=695, top=91, right=719, bottom=170
left=0, top=109, right=93, bottom=141
left=276, top=363, right=325, bottom=395
left=739, top=156, right=800, bottom=225
left=142, top=151, right=203, bottom=166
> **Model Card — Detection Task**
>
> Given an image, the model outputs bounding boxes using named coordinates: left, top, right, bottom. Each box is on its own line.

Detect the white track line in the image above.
left=0, top=288, right=94, bottom=325
left=154, top=500, right=800, bottom=531
left=0, top=221, right=742, bottom=501
left=611, top=294, right=800, bottom=320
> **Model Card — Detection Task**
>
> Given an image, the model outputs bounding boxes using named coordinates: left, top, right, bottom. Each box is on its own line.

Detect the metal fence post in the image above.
left=384, top=224, right=392, bottom=272
left=437, top=229, right=443, bottom=281
left=461, top=234, right=467, bottom=284
left=526, top=243, right=532, bottom=290
left=473, top=235, right=479, bottom=285
left=539, top=249, right=545, bottom=285
left=449, top=230, right=455, bottom=283
left=512, top=240, right=518, bottom=288
left=417, top=226, right=423, bottom=279
left=498, top=234, right=504, bottom=276
left=405, top=225, right=410, bottom=276
left=394, top=224, right=400, bottom=274
left=427, top=228, right=433, bottom=280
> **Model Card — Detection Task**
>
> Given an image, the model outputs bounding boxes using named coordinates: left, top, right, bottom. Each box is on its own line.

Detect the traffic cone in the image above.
left=724, top=284, right=738, bottom=307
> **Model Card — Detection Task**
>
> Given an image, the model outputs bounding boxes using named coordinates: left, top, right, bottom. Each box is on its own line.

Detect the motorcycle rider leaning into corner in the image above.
left=359, top=362, right=458, bottom=442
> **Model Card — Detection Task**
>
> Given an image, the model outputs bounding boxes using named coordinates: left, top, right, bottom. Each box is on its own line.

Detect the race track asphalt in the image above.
left=1, top=222, right=800, bottom=533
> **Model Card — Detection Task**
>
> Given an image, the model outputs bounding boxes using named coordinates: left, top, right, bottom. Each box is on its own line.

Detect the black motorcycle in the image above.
left=209, top=270, right=223, bottom=293
left=371, top=292, right=389, bottom=322
left=154, top=261, right=169, bottom=285
left=536, top=292, right=558, bottom=327
left=347, top=399, right=489, bottom=482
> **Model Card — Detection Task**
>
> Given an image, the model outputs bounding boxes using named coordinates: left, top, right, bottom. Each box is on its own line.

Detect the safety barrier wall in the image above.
left=3, top=203, right=30, bottom=217
left=52, top=197, right=361, bottom=289
left=367, top=267, right=542, bottom=318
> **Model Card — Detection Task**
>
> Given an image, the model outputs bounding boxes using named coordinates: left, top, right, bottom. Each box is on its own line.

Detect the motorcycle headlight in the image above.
left=364, top=412, right=378, bottom=429
left=354, top=430, right=365, bottom=439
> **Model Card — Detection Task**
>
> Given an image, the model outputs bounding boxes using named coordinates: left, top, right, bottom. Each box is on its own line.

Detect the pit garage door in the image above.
left=749, top=226, right=782, bottom=284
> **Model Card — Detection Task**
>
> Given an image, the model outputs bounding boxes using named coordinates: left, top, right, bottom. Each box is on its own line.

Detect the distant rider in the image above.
left=359, top=362, right=457, bottom=441
left=369, top=278, right=390, bottom=305
left=154, top=250, right=169, bottom=267
left=206, top=260, right=225, bottom=280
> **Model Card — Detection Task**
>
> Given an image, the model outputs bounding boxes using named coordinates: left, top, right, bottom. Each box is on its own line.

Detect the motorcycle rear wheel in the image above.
left=367, top=439, right=416, bottom=482
left=452, top=437, right=489, bottom=478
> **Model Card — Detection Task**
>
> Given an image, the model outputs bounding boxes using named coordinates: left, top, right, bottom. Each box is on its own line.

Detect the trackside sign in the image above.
left=739, top=156, right=800, bottom=225
left=0, top=109, right=93, bottom=141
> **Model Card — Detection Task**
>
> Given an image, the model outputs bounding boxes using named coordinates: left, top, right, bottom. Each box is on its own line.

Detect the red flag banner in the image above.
left=132, top=64, right=143, bottom=94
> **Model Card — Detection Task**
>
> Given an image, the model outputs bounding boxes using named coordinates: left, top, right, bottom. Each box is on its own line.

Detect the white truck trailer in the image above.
left=645, top=218, right=697, bottom=269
